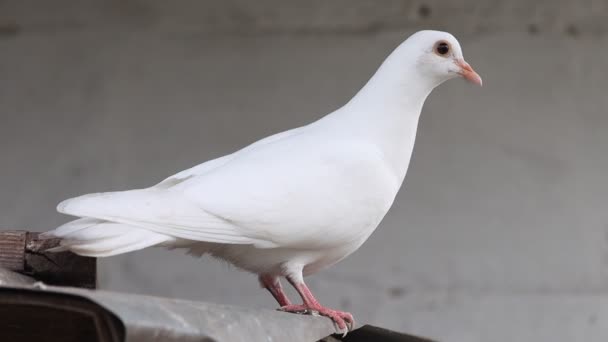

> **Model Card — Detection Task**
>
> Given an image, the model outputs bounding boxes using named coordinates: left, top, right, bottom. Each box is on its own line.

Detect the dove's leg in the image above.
left=259, top=274, right=292, bottom=306
left=279, top=272, right=354, bottom=332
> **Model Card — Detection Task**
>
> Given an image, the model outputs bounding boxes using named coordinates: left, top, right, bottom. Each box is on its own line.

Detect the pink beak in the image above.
left=456, top=60, right=482, bottom=86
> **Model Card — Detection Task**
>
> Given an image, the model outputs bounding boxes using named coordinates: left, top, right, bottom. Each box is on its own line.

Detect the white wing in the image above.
left=155, top=127, right=303, bottom=188
left=53, top=126, right=306, bottom=250
left=57, top=189, right=270, bottom=245
left=56, top=126, right=396, bottom=251
left=173, top=132, right=398, bottom=249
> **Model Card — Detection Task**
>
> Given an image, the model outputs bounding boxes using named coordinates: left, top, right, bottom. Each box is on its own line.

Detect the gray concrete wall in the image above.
left=1, top=1, right=608, bottom=341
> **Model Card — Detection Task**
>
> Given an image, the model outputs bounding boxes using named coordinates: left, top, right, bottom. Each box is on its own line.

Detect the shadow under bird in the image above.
left=43, top=30, right=482, bottom=333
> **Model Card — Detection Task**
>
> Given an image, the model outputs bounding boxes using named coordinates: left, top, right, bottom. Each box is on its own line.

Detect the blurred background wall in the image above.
left=1, top=1, right=608, bottom=341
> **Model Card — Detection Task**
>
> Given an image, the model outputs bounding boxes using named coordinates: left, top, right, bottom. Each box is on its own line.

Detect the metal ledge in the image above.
left=0, top=270, right=434, bottom=342
left=0, top=282, right=336, bottom=342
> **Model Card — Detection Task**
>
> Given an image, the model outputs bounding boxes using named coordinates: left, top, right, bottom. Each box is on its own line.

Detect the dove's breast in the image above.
left=179, top=138, right=402, bottom=276
left=190, top=229, right=383, bottom=277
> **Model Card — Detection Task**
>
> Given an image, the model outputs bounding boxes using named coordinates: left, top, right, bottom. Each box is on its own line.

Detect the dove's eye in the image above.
left=435, top=41, right=450, bottom=56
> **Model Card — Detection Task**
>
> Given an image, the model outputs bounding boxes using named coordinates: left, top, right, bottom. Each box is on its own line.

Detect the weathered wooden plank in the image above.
left=25, top=232, right=97, bottom=288
left=0, top=231, right=26, bottom=271
left=0, top=231, right=96, bottom=288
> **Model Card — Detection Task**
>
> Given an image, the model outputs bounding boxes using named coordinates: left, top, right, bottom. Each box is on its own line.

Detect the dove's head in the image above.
left=404, top=30, right=482, bottom=87
left=348, top=30, right=481, bottom=109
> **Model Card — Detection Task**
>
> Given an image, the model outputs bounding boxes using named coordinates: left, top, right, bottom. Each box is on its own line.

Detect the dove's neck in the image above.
left=319, top=49, right=441, bottom=182
left=348, top=49, right=439, bottom=115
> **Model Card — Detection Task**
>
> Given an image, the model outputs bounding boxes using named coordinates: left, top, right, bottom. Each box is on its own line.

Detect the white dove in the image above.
left=43, top=30, right=481, bottom=331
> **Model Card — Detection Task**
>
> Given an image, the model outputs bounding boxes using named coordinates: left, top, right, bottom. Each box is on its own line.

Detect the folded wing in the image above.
left=55, top=189, right=273, bottom=246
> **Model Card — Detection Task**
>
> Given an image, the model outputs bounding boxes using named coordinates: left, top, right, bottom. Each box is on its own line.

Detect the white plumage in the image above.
left=44, top=30, right=481, bottom=331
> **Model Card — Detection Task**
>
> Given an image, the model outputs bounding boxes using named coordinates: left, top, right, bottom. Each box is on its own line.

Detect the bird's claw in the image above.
left=345, top=316, right=355, bottom=333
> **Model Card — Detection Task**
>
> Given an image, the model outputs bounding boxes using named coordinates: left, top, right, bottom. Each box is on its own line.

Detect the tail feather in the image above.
left=40, top=217, right=103, bottom=239
left=45, top=220, right=175, bottom=257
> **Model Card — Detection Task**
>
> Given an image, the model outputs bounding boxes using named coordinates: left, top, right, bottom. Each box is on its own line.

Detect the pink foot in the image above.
left=279, top=304, right=355, bottom=331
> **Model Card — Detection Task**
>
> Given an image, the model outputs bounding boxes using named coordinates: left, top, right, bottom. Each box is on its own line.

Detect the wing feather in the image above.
left=155, top=127, right=302, bottom=188
left=57, top=189, right=275, bottom=246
